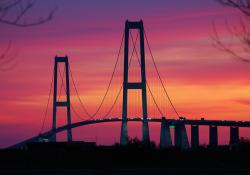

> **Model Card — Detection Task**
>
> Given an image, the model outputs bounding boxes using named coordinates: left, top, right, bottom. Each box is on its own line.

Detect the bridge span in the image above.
left=10, top=21, right=250, bottom=150
left=10, top=117, right=250, bottom=149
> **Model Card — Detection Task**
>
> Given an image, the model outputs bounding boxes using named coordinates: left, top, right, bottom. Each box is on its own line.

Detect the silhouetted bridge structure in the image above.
left=8, top=20, right=250, bottom=150
left=11, top=118, right=247, bottom=149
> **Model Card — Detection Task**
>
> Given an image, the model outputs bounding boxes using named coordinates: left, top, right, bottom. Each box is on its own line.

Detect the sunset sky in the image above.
left=1, top=0, right=250, bottom=148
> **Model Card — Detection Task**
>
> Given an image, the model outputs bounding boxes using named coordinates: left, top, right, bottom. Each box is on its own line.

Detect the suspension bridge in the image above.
left=9, top=20, right=250, bottom=150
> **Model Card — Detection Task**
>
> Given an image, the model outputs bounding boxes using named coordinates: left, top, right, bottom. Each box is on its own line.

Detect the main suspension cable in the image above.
left=58, top=66, right=87, bottom=121
left=69, top=66, right=92, bottom=118
left=38, top=66, right=54, bottom=134
left=130, top=31, right=164, bottom=117
left=144, top=30, right=180, bottom=117
left=102, top=32, right=139, bottom=119
left=90, top=32, right=124, bottom=118
left=68, top=32, right=125, bottom=120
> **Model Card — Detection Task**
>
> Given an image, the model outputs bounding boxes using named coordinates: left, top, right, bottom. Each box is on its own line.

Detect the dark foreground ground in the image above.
left=1, top=141, right=250, bottom=174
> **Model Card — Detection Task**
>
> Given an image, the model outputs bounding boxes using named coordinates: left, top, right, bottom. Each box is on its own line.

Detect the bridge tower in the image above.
left=52, top=56, right=72, bottom=142
left=120, top=20, right=150, bottom=145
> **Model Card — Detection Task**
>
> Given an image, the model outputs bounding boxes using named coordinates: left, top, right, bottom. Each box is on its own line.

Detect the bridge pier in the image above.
left=160, top=117, right=172, bottom=148
left=191, top=125, right=199, bottom=148
left=209, top=125, right=218, bottom=146
left=120, top=120, right=128, bottom=145
left=230, top=126, right=239, bottom=145
left=143, top=119, right=150, bottom=144
left=174, top=124, right=189, bottom=149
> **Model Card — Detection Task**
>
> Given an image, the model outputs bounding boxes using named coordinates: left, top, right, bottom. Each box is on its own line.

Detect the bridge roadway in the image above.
left=9, top=118, right=250, bottom=149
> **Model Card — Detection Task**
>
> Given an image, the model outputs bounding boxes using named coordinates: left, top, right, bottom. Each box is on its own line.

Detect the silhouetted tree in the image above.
left=212, top=0, right=250, bottom=62
left=218, top=0, right=250, bottom=16
left=126, top=137, right=156, bottom=149
left=0, top=0, right=57, bottom=71
left=0, top=0, right=57, bottom=27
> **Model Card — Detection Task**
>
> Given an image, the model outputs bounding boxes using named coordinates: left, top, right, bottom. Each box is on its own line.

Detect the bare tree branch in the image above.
left=218, top=0, right=250, bottom=16
left=0, top=41, right=18, bottom=71
left=212, top=22, right=250, bottom=62
left=212, top=0, right=250, bottom=62
left=0, top=0, right=57, bottom=71
left=0, top=0, right=57, bottom=27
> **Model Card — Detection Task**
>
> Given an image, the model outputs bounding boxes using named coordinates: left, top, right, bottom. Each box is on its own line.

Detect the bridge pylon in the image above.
left=52, top=56, right=72, bottom=142
left=160, top=117, right=172, bottom=148
left=120, top=20, right=150, bottom=145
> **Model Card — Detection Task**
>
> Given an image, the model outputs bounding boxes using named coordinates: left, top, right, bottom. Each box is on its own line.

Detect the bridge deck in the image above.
left=9, top=118, right=250, bottom=149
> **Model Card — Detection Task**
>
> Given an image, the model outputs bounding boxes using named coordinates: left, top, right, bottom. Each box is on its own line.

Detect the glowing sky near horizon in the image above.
left=1, top=0, right=250, bottom=148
